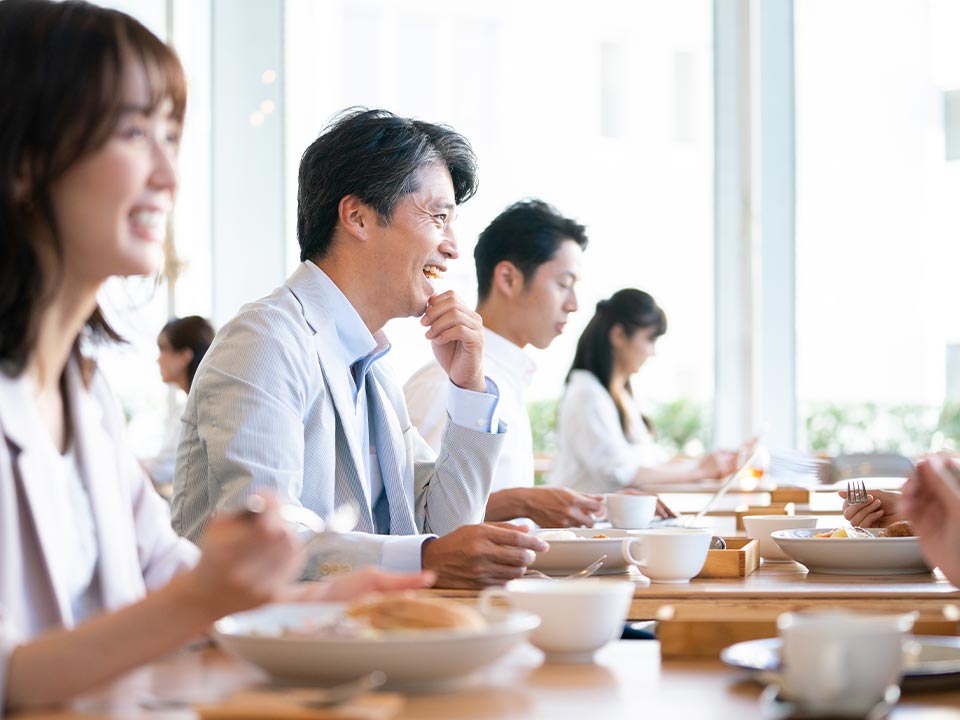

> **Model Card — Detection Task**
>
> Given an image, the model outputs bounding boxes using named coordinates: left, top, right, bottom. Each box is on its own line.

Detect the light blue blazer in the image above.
left=172, top=262, right=504, bottom=573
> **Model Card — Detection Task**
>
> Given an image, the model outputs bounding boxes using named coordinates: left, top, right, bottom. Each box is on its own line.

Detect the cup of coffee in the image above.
left=628, top=528, right=711, bottom=583
left=478, top=578, right=633, bottom=664
left=604, top=493, right=658, bottom=529
left=743, top=515, right=818, bottom=561
left=777, top=611, right=916, bottom=715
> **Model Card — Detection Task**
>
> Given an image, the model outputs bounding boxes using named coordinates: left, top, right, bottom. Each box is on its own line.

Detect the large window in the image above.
left=286, top=0, right=716, bottom=454
left=795, top=0, right=960, bottom=454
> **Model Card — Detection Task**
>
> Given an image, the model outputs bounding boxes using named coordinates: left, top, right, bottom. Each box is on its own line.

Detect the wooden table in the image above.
left=432, top=563, right=960, bottom=620
left=430, top=563, right=960, bottom=657
left=14, top=641, right=960, bottom=719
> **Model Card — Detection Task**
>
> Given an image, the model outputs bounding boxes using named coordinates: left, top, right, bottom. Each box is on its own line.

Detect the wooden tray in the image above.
left=735, top=502, right=795, bottom=530
left=696, top=537, right=760, bottom=578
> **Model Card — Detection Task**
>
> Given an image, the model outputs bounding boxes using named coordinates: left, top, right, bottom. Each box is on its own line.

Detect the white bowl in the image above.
left=214, top=602, right=539, bottom=690
left=531, top=528, right=641, bottom=574
left=480, top=578, right=634, bottom=663
left=771, top=528, right=932, bottom=575
left=743, top=515, right=819, bottom=561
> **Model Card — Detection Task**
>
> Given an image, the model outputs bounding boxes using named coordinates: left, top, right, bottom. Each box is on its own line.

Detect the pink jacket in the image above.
left=0, top=359, right=199, bottom=710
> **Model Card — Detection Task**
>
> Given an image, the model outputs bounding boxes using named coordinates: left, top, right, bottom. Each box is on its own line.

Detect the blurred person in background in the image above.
left=404, top=199, right=606, bottom=527
left=550, top=289, right=739, bottom=494
left=0, top=2, right=429, bottom=712
left=140, top=315, right=214, bottom=491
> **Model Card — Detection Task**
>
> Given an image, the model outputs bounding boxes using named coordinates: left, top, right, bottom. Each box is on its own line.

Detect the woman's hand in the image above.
left=697, top=450, right=738, bottom=480
left=180, top=493, right=305, bottom=619
left=838, top=488, right=904, bottom=528
left=288, top=568, right=437, bottom=602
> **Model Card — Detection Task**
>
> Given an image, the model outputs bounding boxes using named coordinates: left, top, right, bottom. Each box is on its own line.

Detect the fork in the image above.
left=525, top=554, right=607, bottom=580
left=245, top=497, right=360, bottom=538
left=846, top=479, right=869, bottom=505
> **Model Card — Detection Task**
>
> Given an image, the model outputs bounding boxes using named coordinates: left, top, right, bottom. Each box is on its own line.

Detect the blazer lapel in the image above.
left=285, top=265, right=372, bottom=519
left=368, top=370, right=415, bottom=535
left=0, top=372, right=71, bottom=625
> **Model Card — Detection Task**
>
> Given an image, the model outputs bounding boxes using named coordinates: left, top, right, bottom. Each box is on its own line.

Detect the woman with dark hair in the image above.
left=141, top=316, right=215, bottom=487
left=157, top=315, right=215, bottom=394
left=0, top=1, right=428, bottom=711
left=550, top=289, right=738, bottom=493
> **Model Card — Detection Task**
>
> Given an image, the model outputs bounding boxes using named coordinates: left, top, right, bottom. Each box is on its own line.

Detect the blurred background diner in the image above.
left=139, top=315, right=214, bottom=493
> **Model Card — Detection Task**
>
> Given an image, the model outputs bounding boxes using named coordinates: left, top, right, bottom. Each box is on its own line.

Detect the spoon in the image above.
left=525, top=554, right=607, bottom=580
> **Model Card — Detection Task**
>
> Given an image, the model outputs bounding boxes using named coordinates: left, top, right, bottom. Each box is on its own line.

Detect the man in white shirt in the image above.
left=172, top=109, right=547, bottom=588
left=405, top=199, right=605, bottom=527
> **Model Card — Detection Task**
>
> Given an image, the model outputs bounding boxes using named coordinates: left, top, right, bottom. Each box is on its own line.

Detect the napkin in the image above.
left=195, top=690, right=404, bottom=720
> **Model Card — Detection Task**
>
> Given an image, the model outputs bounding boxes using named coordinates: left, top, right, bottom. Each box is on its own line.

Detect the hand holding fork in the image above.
left=840, top=480, right=904, bottom=529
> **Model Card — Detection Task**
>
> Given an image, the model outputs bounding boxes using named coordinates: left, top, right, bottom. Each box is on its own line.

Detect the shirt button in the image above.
left=342, top=563, right=353, bottom=572
left=476, top=418, right=485, bottom=427
left=320, top=562, right=332, bottom=575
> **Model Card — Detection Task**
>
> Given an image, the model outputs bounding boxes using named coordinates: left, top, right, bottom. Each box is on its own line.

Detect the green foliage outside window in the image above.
left=526, top=396, right=709, bottom=458
left=804, top=402, right=960, bottom=456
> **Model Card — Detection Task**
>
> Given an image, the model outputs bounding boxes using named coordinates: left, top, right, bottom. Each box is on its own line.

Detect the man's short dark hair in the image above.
left=297, top=107, right=479, bottom=262
left=474, top=199, right=588, bottom=302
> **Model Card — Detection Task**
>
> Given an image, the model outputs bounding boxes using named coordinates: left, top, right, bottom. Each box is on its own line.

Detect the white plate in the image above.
left=531, top=528, right=640, bottom=574
left=721, top=636, right=960, bottom=692
left=771, top=528, right=931, bottom=575
left=213, top=603, right=539, bottom=690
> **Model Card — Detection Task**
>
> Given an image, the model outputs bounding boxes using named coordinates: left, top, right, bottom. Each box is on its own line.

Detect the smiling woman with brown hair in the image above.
left=0, top=1, right=429, bottom=712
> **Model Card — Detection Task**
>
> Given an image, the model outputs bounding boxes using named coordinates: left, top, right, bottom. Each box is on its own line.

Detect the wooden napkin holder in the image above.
left=695, top=537, right=760, bottom=578
left=770, top=486, right=810, bottom=504
left=735, top=502, right=795, bottom=531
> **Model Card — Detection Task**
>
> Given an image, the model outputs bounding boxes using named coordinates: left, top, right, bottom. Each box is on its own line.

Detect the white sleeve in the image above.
left=559, top=382, right=668, bottom=488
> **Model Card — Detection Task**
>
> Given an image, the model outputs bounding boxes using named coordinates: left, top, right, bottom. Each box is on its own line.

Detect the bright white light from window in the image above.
left=262, top=69, right=277, bottom=84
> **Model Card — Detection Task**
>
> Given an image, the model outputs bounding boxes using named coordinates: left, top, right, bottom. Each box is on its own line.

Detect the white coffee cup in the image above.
left=604, top=493, right=658, bottom=529
left=743, top=515, right=818, bottom=561
left=479, top=578, right=633, bottom=664
left=628, top=528, right=711, bottom=583
left=778, top=611, right=916, bottom=715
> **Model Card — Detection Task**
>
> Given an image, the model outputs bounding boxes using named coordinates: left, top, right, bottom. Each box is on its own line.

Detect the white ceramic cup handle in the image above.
left=478, top=587, right=511, bottom=614
left=622, top=538, right=647, bottom=568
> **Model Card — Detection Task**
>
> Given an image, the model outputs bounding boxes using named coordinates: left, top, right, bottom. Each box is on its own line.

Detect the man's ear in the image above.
left=492, top=260, right=525, bottom=298
left=337, top=195, right=374, bottom=242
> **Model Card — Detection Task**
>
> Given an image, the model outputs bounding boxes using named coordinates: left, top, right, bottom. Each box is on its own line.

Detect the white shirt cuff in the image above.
left=447, top=377, right=501, bottom=433
left=379, top=534, right=436, bottom=572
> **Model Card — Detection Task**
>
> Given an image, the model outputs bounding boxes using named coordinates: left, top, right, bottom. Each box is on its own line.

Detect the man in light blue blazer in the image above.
left=172, top=108, right=548, bottom=588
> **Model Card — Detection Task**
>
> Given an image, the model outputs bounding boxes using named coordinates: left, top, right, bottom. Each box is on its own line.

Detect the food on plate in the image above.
left=537, top=530, right=579, bottom=541
left=345, top=592, right=486, bottom=631
left=592, top=533, right=609, bottom=539
left=812, top=524, right=916, bottom=539
left=814, top=527, right=874, bottom=539
left=879, top=520, right=915, bottom=538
